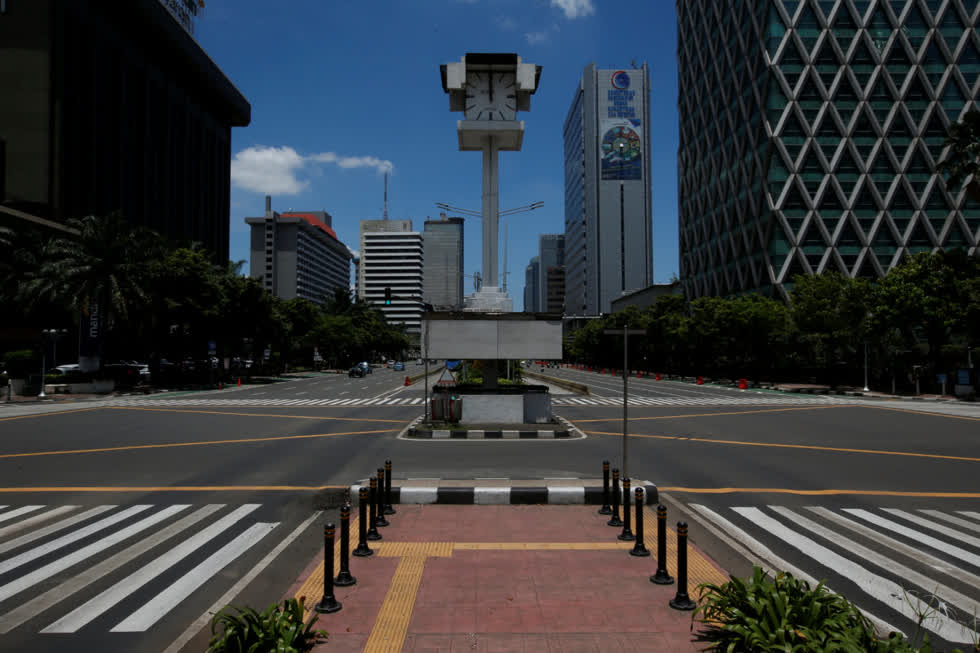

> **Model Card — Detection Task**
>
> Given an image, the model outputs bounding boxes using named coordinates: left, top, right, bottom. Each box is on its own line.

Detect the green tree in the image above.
left=937, top=109, right=980, bottom=203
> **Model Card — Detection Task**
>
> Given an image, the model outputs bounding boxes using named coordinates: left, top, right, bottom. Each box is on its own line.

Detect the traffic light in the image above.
left=384, top=287, right=392, bottom=305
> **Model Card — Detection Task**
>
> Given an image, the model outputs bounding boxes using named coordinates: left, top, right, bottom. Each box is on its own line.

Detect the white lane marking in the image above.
left=735, top=507, right=979, bottom=644
left=688, top=504, right=903, bottom=638
left=771, top=507, right=980, bottom=624
left=0, top=506, right=78, bottom=540
left=112, top=522, right=279, bottom=632
left=295, top=392, right=308, bottom=396
left=339, top=391, right=349, bottom=395
left=0, top=505, right=191, bottom=604
left=0, top=505, right=223, bottom=634
left=411, top=398, right=422, bottom=404
left=0, top=506, right=6, bottom=510
left=807, top=507, right=980, bottom=591
left=918, top=509, right=980, bottom=535
left=363, top=399, right=381, bottom=405
left=42, top=504, right=261, bottom=633
left=0, top=505, right=151, bottom=575
left=0, top=506, right=44, bottom=524
left=958, top=511, right=980, bottom=522
left=883, top=508, right=980, bottom=549
left=161, top=511, right=322, bottom=653
left=844, top=509, right=980, bottom=569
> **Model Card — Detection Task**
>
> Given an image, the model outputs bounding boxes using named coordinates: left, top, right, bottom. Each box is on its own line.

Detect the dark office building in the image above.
left=0, top=0, right=250, bottom=261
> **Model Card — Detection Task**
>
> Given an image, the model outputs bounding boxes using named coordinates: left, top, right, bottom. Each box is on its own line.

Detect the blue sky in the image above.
left=195, top=0, right=679, bottom=310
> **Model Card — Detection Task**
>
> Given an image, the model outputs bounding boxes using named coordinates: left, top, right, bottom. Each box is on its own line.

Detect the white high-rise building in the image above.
left=358, top=219, right=424, bottom=334
left=563, top=64, right=653, bottom=315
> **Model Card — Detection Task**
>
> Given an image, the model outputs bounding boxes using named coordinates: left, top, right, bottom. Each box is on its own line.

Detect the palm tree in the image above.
left=938, top=109, right=980, bottom=203
left=22, top=213, right=163, bottom=333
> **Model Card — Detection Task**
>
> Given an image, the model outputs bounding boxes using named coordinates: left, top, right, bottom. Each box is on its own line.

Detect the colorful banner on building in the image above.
left=600, top=70, right=643, bottom=180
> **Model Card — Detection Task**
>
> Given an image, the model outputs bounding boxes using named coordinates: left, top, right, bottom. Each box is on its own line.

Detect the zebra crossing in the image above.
left=690, top=502, right=980, bottom=645
left=0, top=502, right=285, bottom=638
left=99, top=393, right=854, bottom=409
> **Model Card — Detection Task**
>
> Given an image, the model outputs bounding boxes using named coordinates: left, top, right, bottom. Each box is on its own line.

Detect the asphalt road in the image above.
left=0, top=369, right=978, bottom=650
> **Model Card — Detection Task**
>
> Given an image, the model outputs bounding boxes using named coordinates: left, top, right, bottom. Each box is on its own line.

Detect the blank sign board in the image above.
left=425, top=318, right=562, bottom=359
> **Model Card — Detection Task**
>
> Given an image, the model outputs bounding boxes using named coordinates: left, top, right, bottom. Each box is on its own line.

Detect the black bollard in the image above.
left=607, top=468, right=623, bottom=527
left=314, top=523, right=342, bottom=613
left=598, top=460, right=612, bottom=515
left=367, top=478, right=382, bottom=541
left=375, top=469, right=390, bottom=527
left=335, top=504, right=356, bottom=586
left=669, top=522, right=697, bottom=611
left=383, top=459, right=396, bottom=515
left=630, top=488, right=650, bottom=557
left=650, top=504, right=674, bottom=585
left=353, top=487, right=373, bottom=556
left=618, top=478, right=635, bottom=541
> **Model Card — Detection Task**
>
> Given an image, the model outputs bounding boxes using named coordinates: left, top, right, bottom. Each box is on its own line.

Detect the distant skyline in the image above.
left=194, top=0, right=679, bottom=311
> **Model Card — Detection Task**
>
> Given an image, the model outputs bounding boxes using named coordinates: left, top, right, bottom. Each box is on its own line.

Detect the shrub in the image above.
left=691, top=567, right=951, bottom=652
left=207, top=597, right=326, bottom=653
left=2, top=349, right=38, bottom=378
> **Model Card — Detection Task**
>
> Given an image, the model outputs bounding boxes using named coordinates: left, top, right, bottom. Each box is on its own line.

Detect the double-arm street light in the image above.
left=434, top=201, right=543, bottom=292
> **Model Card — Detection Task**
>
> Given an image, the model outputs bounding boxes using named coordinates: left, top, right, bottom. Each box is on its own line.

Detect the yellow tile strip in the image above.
left=375, top=541, right=454, bottom=557
left=363, top=555, right=427, bottom=653
left=293, top=517, right=358, bottom=614
left=453, top=542, right=628, bottom=550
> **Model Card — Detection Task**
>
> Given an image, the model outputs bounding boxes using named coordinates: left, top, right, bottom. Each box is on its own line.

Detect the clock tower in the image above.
left=440, top=53, right=541, bottom=311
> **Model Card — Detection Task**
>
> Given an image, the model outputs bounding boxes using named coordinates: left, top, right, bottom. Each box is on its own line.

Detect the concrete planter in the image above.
left=67, top=380, right=115, bottom=394
left=10, top=378, right=26, bottom=396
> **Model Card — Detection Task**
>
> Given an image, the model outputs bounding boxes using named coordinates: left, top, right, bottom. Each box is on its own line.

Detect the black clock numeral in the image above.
left=465, top=94, right=474, bottom=99
left=506, top=94, right=515, bottom=99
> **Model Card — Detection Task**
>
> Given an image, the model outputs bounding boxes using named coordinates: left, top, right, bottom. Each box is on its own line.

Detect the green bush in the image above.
left=2, top=349, right=38, bottom=378
left=207, top=597, right=326, bottom=653
left=692, top=567, right=970, bottom=652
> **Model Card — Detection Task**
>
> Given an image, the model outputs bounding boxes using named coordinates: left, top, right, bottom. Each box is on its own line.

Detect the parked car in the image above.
left=348, top=366, right=365, bottom=378
left=393, top=361, right=405, bottom=372
left=55, top=364, right=81, bottom=374
left=358, top=362, right=373, bottom=374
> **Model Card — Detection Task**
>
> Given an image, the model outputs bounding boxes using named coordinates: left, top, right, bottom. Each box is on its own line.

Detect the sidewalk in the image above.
left=287, top=504, right=729, bottom=652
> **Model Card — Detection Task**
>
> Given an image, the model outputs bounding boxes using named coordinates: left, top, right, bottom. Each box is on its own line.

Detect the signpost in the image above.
left=603, top=326, right=645, bottom=479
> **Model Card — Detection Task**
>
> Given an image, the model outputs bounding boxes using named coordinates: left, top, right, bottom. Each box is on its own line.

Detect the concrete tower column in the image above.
left=481, top=136, right=499, bottom=288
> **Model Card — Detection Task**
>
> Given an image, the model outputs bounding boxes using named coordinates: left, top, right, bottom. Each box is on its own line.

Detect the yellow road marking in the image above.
left=0, top=407, right=101, bottom=422
left=572, top=405, right=851, bottom=422
left=660, top=487, right=980, bottom=498
left=584, top=430, right=980, bottom=463
left=107, top=406, right=407, bottom=423
left=860, top=405, right=980, bottom=422
left=0, top=428, right=394, bottom=459
left=0, top=485, right=346, bottom=493
left=363, top=556, right=427, bottom=653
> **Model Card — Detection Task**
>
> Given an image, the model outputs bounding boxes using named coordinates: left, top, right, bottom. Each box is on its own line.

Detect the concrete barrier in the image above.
left=522, top=370, right=590, bottom=395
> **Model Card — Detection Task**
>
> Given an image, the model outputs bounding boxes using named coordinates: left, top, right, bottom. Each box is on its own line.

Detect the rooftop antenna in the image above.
left=383, top=172, right=389, bottom=220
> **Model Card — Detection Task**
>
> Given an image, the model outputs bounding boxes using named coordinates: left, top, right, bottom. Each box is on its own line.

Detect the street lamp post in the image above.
left=863, top=342, right=869, bottom=392
left=38, top=328, right=67, bottom=399
left=603, top=325, right=644, bottom=479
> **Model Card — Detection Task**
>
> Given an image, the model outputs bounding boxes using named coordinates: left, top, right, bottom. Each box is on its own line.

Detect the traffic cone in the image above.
left=218, top=381, right=223, bottom=390
left=237, top=377, right=241, bottom=387
left=739, top=378, right=747, bottom=390
left=656, top=373, right=662, bottom=381
left=697, top=376, right=704, bottom=385
left=404, top=376, right=411, bottom=386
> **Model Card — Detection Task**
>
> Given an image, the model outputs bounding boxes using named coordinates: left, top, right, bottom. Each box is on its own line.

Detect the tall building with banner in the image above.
left=563, top=64, right=653, bottom=316
left=423, top=215, right=465, bottom=310
left=677, top=0, right=980, bottom=300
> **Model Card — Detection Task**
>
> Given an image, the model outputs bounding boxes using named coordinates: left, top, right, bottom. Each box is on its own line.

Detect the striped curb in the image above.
left=406, top=427, right=572, bottom=439
left=345, top=482, right=659, bottom=506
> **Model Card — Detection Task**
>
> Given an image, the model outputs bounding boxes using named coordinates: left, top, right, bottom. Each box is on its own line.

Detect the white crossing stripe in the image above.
left=42, top=504, right=262, bottom=633
left=0, top=505, right=152, bottom=575
left=0, top=505, right=224, bottom=634
left=111, top=522, right=279, bottom=632
left=0, top=506, right=78, bottom=540
left=0, top=505, right=191, bottom=604
left=0, top=506, right=44, bottom=524
left=0, top=506, right=116, bottom=555
left=843, top=508, right=980, bottom=569
left=883, top=508, right=980, bottom=549
left=733, top=507, right=977, bottom=644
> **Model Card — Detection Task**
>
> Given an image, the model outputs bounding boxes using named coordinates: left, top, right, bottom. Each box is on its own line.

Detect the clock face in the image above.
left=464, top=71, right=517, bottom=121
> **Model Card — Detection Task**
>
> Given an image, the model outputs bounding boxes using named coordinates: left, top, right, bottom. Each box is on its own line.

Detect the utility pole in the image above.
left=603, top=325, right=644, bottom=479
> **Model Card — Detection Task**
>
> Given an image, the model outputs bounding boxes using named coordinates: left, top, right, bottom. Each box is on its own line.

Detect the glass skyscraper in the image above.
left=677, top=0, right=980, bottom=300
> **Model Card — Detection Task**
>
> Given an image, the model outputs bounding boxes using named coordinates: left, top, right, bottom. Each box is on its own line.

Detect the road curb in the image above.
left=406, top=427, right=572, bottom=439
left=341, top=480, right=659, bottom=507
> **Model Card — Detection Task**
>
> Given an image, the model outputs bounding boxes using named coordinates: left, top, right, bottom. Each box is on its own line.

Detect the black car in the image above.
left=348, top=366, right=365, bottom=378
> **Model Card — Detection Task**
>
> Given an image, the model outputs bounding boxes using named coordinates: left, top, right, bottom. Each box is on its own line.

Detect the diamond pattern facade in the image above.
left=677, top=0, right=980, bottom=300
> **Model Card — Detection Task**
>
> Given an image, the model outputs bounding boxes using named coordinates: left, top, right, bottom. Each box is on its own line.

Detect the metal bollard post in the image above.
left=630, top=488, right=650, bottom=557
left=353, top=487, right=373, bottom=556
left=607, top=468, right=623, bottom=527
left=598, top=460, right=612, bottom=515
left=650, top=505, right=674, bottom=585
left=618, top=477, right=635, bottom=541
left=367, top=478, right=382, bottom=541
left=384, top=459, right=396, bottom=515
left=314, top=523, right=342, bottom=613
left=335, top=504, right=356, bottom=586
left=375, top=469, right=389, bottom=527
left=669, top=522, right=697, bottom=611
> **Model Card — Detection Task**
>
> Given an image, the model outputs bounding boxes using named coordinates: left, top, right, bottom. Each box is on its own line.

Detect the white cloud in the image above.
left=496, top=15, right=517, bottom=30
left=231, top=146, right=309, bottom=195
left=525, top=29, right=551, bottom=45
left=231, top=146, right=393, bottom=195
left=551, top=0, right=594, bottom=19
